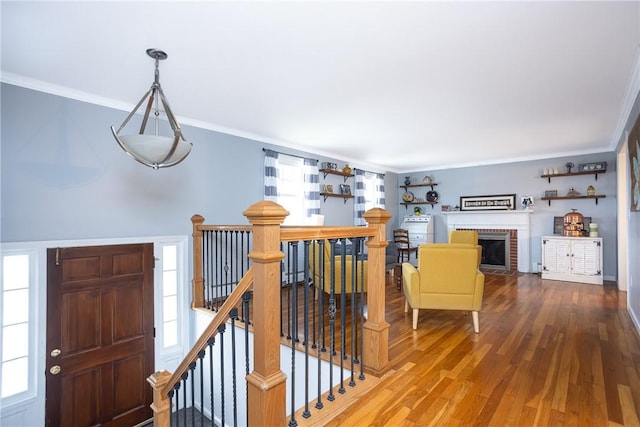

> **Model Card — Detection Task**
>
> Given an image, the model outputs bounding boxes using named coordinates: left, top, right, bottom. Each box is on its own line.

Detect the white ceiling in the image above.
left=2, top=1, right=639, bottom=173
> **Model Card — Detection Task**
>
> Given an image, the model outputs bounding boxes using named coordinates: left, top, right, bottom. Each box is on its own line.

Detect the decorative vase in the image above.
left=343, top=164, right=352, bottom=174
left=414, top=206, right=422, bottom=216
left=404, top=177, right=411, bottom=185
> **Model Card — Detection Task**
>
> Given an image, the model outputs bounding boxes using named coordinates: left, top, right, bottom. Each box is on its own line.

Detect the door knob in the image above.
left=50, top=349, right=61, bottom=357
left=49, top=365, right=61, bottom=375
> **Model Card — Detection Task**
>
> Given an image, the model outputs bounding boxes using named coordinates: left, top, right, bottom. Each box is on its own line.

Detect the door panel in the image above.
left=46, top=244, right=154, bottom=427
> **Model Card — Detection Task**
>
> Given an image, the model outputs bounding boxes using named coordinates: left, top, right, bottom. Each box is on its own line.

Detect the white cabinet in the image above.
left=541, top=236, right=603, bottom=285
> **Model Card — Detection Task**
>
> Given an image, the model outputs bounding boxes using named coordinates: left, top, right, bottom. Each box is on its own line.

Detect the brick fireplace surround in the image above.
left=443, top=210, right=532, bottom=273
left=460, top=228, right=518, bottom=273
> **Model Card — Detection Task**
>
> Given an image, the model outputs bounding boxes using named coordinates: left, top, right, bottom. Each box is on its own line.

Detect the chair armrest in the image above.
left=472, top=270, right=485, bottom=310
left=402, top=262, right=420, bottom=303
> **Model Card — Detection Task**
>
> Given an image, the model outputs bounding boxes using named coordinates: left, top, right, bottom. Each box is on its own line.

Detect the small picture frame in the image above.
left=323, top=184, right=333, bottom=194
left=578, top=161, right=607, bottom=172
left=544, top=190, right=558, bottom=198
left=340, top=184, right=351, bottom=195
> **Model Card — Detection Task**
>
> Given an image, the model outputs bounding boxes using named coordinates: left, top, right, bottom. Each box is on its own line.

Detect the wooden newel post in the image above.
left=191, top=214, right=205, bottom=308
left=243, top=201, right=289, bottom=427
left=147, top=370, right=172, bottom=427
left=362, top=208, right=392, bottom=376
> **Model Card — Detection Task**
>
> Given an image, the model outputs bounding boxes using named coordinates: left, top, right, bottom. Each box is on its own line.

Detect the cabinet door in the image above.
left=543, top=238, right=571, bottom=273
left=571, top=239, right=601, bottom=276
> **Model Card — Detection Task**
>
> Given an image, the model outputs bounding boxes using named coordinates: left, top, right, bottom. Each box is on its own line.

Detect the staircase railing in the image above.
left=148, top=201, right=391, bottom=426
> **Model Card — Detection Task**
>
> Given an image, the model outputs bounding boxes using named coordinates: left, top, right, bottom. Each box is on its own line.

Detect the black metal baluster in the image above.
left=349, top=240, right=357, bottom=388
left=208, top=337, right=215, bottom=426
left=327, top=239, right=337, bottom=402
left=359, top=244, right=366, bottom=381
left=168, top=389, right=175, bottom=427
left=182, top=373, right=188, bottom=427
left=288, top=241, right=298, bottom=427
left=224, top=231, right=231, bottom=305
left=230, top=308, right=238, bottom=427
left=353, top=237, right=362, bottom=365
left=315, top=239, right=325, bottom=410
left=234, top=231, right=239, bottom=293
left=197, top=350, right=205, bottom=427
left=339, top=240, right=346, bottom=395
left=215, top=231, right=220, bottom=310
left=189, top=362, right=196, bottom=427
left=286, top=243, right=292, bottom=340
left=218, top=323, right=226, bottom=427
left=243, top=291, right=251, bottom=424
left=311, top=240, right=317, bottom=350
left=280, top=242, right=285, bottom=338
left=174, top=383, right=181, bottom=427
left=302, top=240, right=311, bottom=419
left=203, top=231, right=209, bottom=309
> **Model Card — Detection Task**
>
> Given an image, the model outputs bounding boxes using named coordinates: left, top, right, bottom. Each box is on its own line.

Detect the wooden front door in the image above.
left=45, top=244, right=155, bottom=427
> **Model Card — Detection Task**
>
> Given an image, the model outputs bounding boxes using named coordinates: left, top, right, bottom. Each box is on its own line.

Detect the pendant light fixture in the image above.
left=111, top=48, right=192, bottom=169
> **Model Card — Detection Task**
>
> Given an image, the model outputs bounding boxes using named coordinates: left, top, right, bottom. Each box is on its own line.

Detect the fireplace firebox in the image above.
left=478, top=232, right=510, bottom=270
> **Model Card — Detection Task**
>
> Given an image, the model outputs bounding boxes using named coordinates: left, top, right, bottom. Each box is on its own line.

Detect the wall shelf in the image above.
left=540, top=195, right=606, bottom=206
left=400, top=201, right=438, bottom=210
left=541, top=170, right=605, bottom=183
left=321, top=192, right=353, bottom=204
left=400, top=183, right=438, bottom=190
left=319, top=168, right=354, bottom=182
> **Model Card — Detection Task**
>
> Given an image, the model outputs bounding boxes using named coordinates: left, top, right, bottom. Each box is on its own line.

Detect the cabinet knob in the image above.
left=49, top=365, right=61, bottom=375
left=50, top=348, right=61, bottom=358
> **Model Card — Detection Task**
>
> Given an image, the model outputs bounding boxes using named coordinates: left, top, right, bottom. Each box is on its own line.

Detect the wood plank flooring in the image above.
left=309, top=272, right=640, bottom=426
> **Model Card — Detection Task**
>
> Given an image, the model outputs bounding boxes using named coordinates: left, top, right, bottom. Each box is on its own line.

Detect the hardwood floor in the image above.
left=314, top=272, right=640, bottom=426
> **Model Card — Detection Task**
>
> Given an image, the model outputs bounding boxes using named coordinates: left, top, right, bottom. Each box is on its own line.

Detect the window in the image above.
left=277, top=155, right=306, bottom=225
left=162, top=245, right=179, bottom=348
left=1, top=251, right=35, bottom=404
left=363, top=172, right=385, bottom=211
left=264, top=150, right=320, bottom=225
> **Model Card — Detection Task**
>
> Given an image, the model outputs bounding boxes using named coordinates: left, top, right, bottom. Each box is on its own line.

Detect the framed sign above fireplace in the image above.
left=460, top=194, right=516, bottom=211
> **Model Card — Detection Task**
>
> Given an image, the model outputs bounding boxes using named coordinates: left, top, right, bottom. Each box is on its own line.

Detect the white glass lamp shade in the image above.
left=114, top=132, right=192, bottom=169
left=111, top=49, right=192, bottom=169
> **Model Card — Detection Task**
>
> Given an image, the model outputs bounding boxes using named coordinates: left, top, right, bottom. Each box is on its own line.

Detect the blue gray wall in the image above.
left=0, top=83, right=618, bottom=280
left=1, top=83, right=398, bottom=242
left=401, top=153, right=617, bottom=279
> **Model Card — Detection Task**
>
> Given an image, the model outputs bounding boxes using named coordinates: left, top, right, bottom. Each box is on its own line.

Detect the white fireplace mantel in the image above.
left=443, top=210, right=532, bottom=272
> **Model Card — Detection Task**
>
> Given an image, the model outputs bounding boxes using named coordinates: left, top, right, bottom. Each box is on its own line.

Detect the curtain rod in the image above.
left=262, top=148, right=318, bottom=162
left=354, top=167, right=385, bottom=177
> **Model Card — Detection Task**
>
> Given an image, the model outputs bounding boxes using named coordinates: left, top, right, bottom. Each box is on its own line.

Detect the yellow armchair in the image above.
left=449, top=229, right=482, bottom=267
left=402, top=244, right=484, bottom=332
left=310, top=240, right=367, bottom=294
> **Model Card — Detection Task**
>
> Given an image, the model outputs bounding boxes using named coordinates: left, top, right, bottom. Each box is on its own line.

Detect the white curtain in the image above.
left=303, top=158, right=321, bottom=220
left=264, top=149, right=279, bottom=202
left=354, top=169, right=385, bottom=226
left=354, top=169, right=366, bottom=225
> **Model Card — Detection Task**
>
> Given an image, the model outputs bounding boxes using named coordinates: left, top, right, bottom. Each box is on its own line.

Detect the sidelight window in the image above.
left=1, top=251, right=35, bottom=404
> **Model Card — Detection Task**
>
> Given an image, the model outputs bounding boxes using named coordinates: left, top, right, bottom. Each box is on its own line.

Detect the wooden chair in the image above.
left=394, top=228, right=418, bottom=262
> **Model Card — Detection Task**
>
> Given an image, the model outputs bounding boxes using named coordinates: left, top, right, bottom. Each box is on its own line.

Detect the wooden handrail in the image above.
left=160, top=267, right=254, bottom=397
left=280, top=225, right=375, bottom=241
left=165, top=204, right=392, bottom=426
